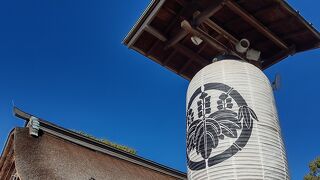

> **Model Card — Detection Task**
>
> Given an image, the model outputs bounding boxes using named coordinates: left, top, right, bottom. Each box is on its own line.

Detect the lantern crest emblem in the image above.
left=187, top=83, right=258, bottom=170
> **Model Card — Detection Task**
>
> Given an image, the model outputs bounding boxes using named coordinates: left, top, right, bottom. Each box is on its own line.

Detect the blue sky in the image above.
left=0, top=0, right=319, bottom=179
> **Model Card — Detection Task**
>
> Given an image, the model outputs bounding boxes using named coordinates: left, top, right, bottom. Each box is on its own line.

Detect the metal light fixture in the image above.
left=191, top=36, right=203, bottom=46
left=235, top=39, right=261, bottom=61
left=28, top=116, right=40, bottom=137
left=246, top=48, right=261, bottom=61
left=236, top=39, right=250, bottom=53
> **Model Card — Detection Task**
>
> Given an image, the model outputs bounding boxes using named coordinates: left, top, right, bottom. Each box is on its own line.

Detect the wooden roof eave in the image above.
left=12, top=107, right=187, bottom=180
left=124, top=0, right=320, bottom=46
left=0, top=130, right=15, bottom=178
left=123, top=0, right=165, bottom=47
left=276, top=0, right=320, bottom=40
left=124, top=0, right=320, bottom=80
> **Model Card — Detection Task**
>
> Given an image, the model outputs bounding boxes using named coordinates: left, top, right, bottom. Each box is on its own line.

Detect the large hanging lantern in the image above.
left=186, top=57, right=289, bottom=179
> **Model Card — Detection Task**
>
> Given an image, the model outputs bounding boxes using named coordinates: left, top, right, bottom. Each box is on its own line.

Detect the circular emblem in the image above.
left=187, top=83, right=258, bottom=170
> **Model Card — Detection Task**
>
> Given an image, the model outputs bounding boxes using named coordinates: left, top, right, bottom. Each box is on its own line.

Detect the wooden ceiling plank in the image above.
left=252, top=4, right=280, bottom=19
left=174, top=43, right=209, bottom=66
left=203, top=19, right=239, bottom=45
left=162, top=50, right=177, bottom=66
left=163, top=6, right=177, bottom=16
left=179, top=40, right=209, bottom=74
left=223, top=4, right=278, bottom=29
left=179, top=59, right=192, bottom=74
left=146, top=41, right=161, bottom=56
left=282, top=29, right=309, bottom=40
left=197, top=43, right=208, bottom=54
left=224, top=0, right=289, bottom=50
left=237, top=16, right=295, bottom=40
left=262, top=45, right=296, bottom=69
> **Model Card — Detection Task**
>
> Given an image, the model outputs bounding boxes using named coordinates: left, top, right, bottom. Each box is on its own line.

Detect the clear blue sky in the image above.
left=0, top=0, right=319, bottom=179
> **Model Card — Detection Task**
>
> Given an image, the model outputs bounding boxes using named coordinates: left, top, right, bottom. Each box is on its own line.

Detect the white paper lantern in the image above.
left=186, top=57, right=289, bottom=180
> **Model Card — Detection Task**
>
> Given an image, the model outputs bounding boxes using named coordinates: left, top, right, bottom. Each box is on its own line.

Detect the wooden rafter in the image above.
left=165, top=30, right=189, bottom=50
left=224, top=0, right=289, bottom=50
left=145, top=25, right=167, bottom=42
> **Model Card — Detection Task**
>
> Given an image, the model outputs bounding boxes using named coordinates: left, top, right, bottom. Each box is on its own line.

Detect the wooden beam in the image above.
left=181, top=20, right=227, bottom=52
left=145, top=25, right=168, bottom=42
left=194, top=0, right=224, bottom=26
left=174, top=43, right=209, bottom=66
left=165, top=0, right=224, bottom=49
left=165, top=30, right=189, bottom=50
left=164, top=1, right=196, bottom=33
left=147, top=1, right=196, bottom=56
left=224, top=0, right=289, bottom=50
